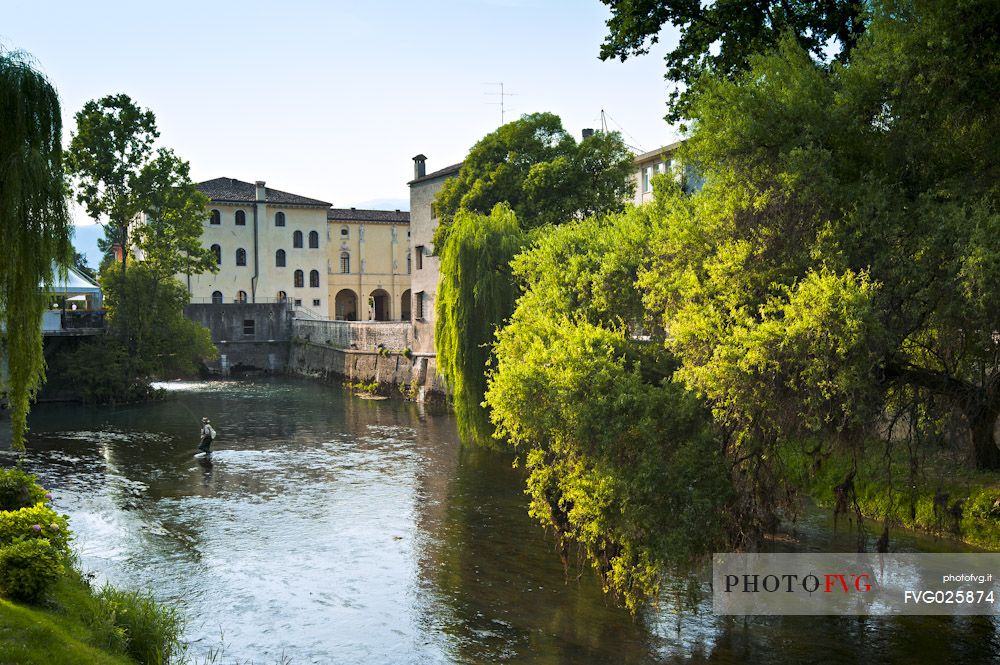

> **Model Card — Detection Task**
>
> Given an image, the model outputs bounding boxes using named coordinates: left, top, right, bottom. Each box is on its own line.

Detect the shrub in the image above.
left=0, top=503, right=71, bottom=553
left=966, top=490, right=1000, bottom=522
left=0, top=467, right=47, bottom=511
left=398, top=381, right=419, bottom=401
left=345, top=380, right=381, bottom=395
left=0, top=538, right=65, bottom=602
left=48, top=337, right=159, bottom=405
left=95, top=584, right=183, bottom=665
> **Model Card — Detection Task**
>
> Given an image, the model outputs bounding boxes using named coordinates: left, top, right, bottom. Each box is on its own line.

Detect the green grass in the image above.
left=94, top=584, right=183, bottom=664
left=782, top=437, right=1000, bottom=549
left=0, top=572, right=134, bottom=665
left=0, top=566, right=291, bottom=664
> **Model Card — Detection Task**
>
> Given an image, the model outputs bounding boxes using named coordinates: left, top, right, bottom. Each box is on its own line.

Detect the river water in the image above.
left=9, top=378, right=1000, bottom=664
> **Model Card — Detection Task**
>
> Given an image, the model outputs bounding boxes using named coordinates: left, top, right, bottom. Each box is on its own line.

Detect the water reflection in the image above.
left=4, top=378, right=998, bottom=664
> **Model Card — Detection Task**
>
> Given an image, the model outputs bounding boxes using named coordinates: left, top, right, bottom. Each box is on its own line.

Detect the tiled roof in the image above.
left=196, top=178, right=331, bottom=207
left=408, top=162, right=462, bottom=186
left=327, top=208, right=410, bottom=223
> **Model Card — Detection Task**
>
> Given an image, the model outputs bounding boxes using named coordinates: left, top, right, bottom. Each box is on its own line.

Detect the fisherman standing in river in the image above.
left=198, top=417, right=216, bottom=456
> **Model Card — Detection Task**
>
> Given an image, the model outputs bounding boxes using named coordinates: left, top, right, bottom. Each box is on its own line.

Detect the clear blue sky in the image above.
left=4, top=1, right=680, bottom=264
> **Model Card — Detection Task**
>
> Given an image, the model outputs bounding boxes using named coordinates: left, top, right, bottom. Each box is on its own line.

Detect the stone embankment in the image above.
left=185, top=303, right=445, bottom=401
left=289, top=338, right=445, bottom=402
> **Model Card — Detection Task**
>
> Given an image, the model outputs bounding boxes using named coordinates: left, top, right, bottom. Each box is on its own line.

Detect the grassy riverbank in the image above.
left=0, top=569, right=142, bottom=665
left=784, top=438, right=1000, bottom=550
left=0, top=467, right=184, bottom=664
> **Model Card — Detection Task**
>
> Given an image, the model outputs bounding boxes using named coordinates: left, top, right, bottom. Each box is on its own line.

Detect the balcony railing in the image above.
left=61, top=310, right=105, bottom=330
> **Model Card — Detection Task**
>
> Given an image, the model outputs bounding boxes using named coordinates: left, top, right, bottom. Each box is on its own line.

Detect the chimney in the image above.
left=255, top=180, right=266, bottom=202
left=412, top=154, right=427, bottom=179
left=582, top=128, right=595, bottom=139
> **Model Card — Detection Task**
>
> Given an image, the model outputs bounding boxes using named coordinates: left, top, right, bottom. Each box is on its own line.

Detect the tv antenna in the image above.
left=601, top=109, right=646, bottom=153
left=485, top=82, right=516, bottom=126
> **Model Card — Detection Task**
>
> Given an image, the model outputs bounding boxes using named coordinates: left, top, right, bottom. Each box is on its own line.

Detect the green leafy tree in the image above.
left=485, top=206, right=730, bottom=612
left=435, top=205, right=525, bottom=445
left=65, top=94, right=158, bottom=277
left=432, top=113, right=634, bottom=248
left=641, top=0, right=1000, bottom=469
left=598, top=0, right=867, bottom=121
left=432, top=114, right=635, bottom=443
left=63, top=94, right=216, bottom=395
left=100, top=262, right=216, bottom=377
left=133, top=148, right=217, bottom=280
left=0, top=48, right=72, bottom=450
left=72, top=251, right=95, bottom=280
left=51, top=262, right=217, bottom=404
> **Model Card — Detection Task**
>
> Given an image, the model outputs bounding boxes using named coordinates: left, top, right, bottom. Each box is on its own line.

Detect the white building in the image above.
left=632, top=140, right=703, bottom=203
left=185, top=178, right=332, bottom=318
left=407, top=155, right=461, bottom=353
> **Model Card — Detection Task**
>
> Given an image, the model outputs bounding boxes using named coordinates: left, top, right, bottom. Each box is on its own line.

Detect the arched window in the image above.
left=210, top=209, right=221, bottom=225
left=340, top=252, right=350, bottom=274
left=235, top=210, right=246, bottom=226
left=236, top=248, right=247, bottom=266
left=308, top=230, right=319, bottom=248
left=211, top=244, right=221, bottom=264
left=340, top=226, right=349, bottom=237
left=275, top=211, right=286, bottom=227
left=309, top=269, right=320, bottom=287
left=277, top=290, right=287, bottom=302
left=236, top=290, right=248, bottom=303
left=211, top=290, right=223, bottom=304
left=275, top=249, right=286, bottom=267
left=293, top=230, right=303, bottom=248
left=294, top=269, right=304, bottom=288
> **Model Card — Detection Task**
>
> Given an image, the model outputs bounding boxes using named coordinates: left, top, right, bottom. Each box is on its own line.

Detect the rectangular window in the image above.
left=294, top=298, right=302, bottom=306
left=643, top=166, right=653, bottom=193
left=415, top=246, right=424, bottom=270
left=243, top=319, right=255, bottom=336
left=312, top=299, right=321, bottom=307
left=416, top=291, right=424, bottom=319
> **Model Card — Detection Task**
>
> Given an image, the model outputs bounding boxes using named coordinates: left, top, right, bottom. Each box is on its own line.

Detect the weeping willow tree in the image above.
left=0, top=49, right=72, bottom=450
left=435, top=204, right=525, bottom=445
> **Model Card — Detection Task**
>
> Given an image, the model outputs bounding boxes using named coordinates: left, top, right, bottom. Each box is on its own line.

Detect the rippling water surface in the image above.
left=10, top=378, right=1000, bottom=664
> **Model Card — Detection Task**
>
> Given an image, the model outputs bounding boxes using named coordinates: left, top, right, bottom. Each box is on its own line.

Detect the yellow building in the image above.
left=327, top=208, right=410, bottom=321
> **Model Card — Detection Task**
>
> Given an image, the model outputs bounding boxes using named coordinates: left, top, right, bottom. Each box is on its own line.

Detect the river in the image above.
left=10, top=378, right=1000, bottom=664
